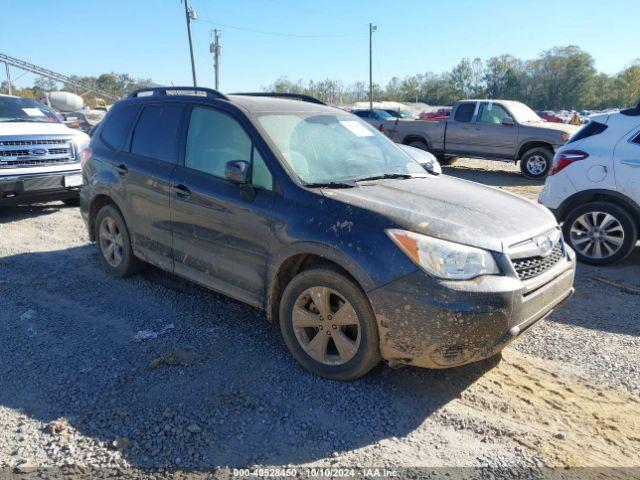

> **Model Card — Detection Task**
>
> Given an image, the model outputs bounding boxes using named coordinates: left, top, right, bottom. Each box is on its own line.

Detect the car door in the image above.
left=471, top=102, right=518, bottom=158
left=118, top=102, right=185, bottom=271
left=613, top=129, right=640, bottom=204
left=170, top=105, right=276, bottom=307
left=444, top=102, right=477, bottom=155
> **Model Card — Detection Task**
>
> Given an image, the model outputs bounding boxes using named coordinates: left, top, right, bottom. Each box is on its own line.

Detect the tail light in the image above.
left=80, top=146, right=93, bottom=167
left=549, top=149, right=589, bottom=176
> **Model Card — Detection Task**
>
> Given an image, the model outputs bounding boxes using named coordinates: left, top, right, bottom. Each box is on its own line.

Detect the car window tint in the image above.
left=454, top=103, right=475, bottom=122
left=632, top=132, right=640, bottom=145
left=100, top=104, right=140, bottom=150
left=130, top=104, right=184, bottom=162
left=252, top=147, right=273, bottom=190
left=185, top=107, right=252, bottom=178
left=477, top=103, right=511, bottom=124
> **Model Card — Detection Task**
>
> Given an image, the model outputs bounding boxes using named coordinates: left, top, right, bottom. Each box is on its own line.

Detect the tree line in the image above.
left=267, top=46, right=640, bottom=110
left=1, top=73, right=154, bottom=107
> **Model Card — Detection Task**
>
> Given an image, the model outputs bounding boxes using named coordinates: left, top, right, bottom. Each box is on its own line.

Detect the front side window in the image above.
left=0, top=97, right=60, bottom=123
left=185, top=107, right=273, bottom=189
left=256, top=112, right=425, bottom=184
left=454, top=103, right=475, bottom=122
left=130, top=104, right=184, bottom=163
left=477, top=103, right=512, bottom=125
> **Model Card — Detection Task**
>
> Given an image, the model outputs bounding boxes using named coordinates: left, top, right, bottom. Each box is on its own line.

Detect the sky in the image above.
left=2, top=0, right=639, bottom=93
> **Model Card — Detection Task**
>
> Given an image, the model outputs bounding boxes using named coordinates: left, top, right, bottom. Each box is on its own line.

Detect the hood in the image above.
left=0, top=121, right=88, bottom=141
left=525, top=121, right=580, bottom=135
left=322, top=175, right=558, bottom=252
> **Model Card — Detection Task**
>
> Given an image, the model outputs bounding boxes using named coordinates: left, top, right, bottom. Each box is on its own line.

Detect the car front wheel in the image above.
left=563, top=201, right=638, bottom=265
left=279, top=268, right=381, bottom=380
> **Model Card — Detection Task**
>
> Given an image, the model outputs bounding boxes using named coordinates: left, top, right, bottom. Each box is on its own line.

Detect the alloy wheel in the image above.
left=292, top=286, right=361, bottom=366
left=526, top=155, right=547, bottom=176
left=569, top=211, right=625, bottom=260
left=99, top=217, right=125, bottom=267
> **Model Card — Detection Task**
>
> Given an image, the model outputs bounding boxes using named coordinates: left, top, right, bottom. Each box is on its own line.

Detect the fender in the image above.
left=557, top=189, right=640, bottom=222
left=516, top=138, right=558, bottom=159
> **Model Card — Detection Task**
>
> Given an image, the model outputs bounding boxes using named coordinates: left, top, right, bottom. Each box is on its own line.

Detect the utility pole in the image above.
left=183, top=0, right=197, bottom=87
left=4, top=62, right=12, bottom=95
left=210, top=29, right=221, bottom=90
left=369, top=23, right=377, bottom=110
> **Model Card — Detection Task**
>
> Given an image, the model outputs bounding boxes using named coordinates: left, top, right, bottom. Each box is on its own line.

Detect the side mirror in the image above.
left=225, top=160, right=251, bottom=185
left=501, top=117, right=515, bottom=126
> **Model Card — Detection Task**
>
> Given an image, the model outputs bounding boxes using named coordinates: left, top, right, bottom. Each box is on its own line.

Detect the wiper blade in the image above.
left=304, top=181, right=356, bottom=189
left=355, top=173, right=416, bottom=182
left=0, top=118, right=42, bottom=123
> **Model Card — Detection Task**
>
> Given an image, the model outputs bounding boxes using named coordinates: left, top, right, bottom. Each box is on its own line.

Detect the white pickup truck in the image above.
left=0, top=94, right=89, bottom=205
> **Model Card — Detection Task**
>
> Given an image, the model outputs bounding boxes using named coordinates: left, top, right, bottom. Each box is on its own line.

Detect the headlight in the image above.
left=386, top=229, right=500, bottom=280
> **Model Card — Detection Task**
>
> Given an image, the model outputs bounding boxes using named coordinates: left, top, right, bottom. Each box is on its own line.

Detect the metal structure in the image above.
left=0, top=52, right=118, bottom=100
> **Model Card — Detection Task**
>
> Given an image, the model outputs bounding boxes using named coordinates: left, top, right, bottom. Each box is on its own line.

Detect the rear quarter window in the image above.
left=567, top=121, right=607, bottom=144
left=130, top=104, right=185, bottom=163
left=99, top=104, right=140, bottom=151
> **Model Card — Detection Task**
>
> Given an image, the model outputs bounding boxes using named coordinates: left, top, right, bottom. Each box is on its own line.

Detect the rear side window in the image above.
left=100, top=104, right=140, bottom=151
left=567, top=121, right=607, bottom=144
left=632, top=132, right=640, bottom=145
left=130, top=104, right=184, bottom=163
left=454, top=103, right=475, bottom=122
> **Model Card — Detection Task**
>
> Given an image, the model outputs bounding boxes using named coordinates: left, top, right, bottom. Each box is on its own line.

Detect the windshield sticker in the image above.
left=22, top=108, right=45, bottom=117
left=339, top=120, right=374, bottom=137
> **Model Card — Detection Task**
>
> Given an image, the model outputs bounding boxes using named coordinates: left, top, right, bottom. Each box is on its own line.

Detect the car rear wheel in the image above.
left=563, top=201, right=638, bottom=265
left=407, top=139, right=429, bottom=151
left=95, top=204, right=143, bottom=276
left=520, top=147, right=553, bottom=179
left=279, top=268, right=381, bottom=380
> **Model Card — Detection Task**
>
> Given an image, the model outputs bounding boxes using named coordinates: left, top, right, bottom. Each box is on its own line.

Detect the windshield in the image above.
left=0, top=97, right=61, bottom=123
left=507, top=102, right=542, bottom=123
left=257, top=112, right=426, bottom=184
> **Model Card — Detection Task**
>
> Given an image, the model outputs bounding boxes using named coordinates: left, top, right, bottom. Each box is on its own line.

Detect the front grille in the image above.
left=0, top=139, right=75, bottom=168
left=512, top=242, right=564, bottom=281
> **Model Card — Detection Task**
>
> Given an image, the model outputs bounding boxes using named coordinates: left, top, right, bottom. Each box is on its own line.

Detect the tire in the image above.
left=438, top=156, right=458, bottom=165
left=94, top=204, right=143, bottom=277
left=520, top=147, right=553, bottom=179
left=279, top=268, right=381, bottom=380
left=562, top=201, right=638, bottom=266
left=63, top=197, right=80, bottom=207
left=407, top=139, right=429, bottom=151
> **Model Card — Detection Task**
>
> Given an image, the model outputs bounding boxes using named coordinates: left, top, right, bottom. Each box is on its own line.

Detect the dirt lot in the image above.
left=0, top=158, right=639, bottom=477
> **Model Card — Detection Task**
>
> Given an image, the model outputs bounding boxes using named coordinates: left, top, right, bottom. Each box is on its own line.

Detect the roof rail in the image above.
left=232, top=92, right=326, bottom=105
left=128, top=86, right=228, bottom=100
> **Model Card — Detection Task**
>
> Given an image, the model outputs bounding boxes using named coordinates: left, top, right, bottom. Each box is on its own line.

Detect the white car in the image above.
left=539, top=105, right=640, bottom=265
left=0, top=94, right=89, bottom=205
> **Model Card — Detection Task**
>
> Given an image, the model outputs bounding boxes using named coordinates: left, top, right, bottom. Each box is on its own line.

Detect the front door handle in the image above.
left=172, top=184, right=191, bottom=198
left=115, top=164, right=128, bottom=176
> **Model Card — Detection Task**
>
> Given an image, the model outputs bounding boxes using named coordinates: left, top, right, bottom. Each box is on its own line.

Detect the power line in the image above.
left=196, top=18, right=365, bottom=39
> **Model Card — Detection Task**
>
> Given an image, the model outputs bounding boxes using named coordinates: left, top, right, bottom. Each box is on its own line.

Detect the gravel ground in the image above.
left=0, top=158, right=638, bottom=478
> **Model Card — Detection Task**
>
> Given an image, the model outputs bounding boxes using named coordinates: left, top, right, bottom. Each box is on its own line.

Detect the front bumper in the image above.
left=0, top=169, right=82, bottom=204
left=368, top=251, right=575, bottom=369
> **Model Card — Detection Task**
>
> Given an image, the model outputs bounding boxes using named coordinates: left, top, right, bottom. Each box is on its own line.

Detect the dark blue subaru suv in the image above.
left=80, top=87, right=575, bottom=380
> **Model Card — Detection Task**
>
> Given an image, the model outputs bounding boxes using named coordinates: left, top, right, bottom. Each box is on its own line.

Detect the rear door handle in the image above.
left=621, top=159, right=640, bottom=167
left=172, top=184, right=191, bottom=198
left=115, top=164, right=128, bottom=176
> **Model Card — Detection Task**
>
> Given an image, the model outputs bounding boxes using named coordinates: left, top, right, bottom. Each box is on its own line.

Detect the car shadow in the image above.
left=443, top=162, right=541, bottom=188
left=545, top=246, right=640, bottom=337
left=0, top=201, right=72, bottom=224
left=0, top=245, right=499, bottom=470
